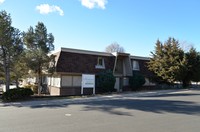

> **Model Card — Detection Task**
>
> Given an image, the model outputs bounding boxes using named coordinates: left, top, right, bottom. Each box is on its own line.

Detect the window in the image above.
left=98, top=58, right=103, bottom=66
left=49, top=76, right=61, bottom=87
left=95, top=57, right=105, bottom=69
left=72, top=76, right=82, bottom=87
left=61, top=76, right=82, bottom=87
left=62, top=76, right=73, bottom=87
left=133, top=60, right=140, bottom=70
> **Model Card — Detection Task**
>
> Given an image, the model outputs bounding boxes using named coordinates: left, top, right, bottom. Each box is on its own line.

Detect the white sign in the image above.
left=82, top=74, right=95, bottom=88
left=81, top=74, right=95, bottom=95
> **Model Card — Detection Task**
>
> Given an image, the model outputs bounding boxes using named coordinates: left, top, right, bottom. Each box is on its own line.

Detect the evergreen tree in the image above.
left=11, top=52, right=29, bottom=88
left=0, top=11, right=23, bottom=91
left=185, top=48, right=200, bottom=83
left=23, top=22, right=55, bottom=95
left=148, top=37, right=186, bottom=85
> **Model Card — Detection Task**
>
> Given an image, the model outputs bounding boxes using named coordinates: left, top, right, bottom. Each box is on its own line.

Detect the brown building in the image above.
left=48, top=47, right=154, bottom=96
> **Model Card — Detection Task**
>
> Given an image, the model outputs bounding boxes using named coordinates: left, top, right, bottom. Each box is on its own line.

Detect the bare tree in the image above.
left=180, top=40, right=193, bottom=52
left=105, top=42, right=125, bottom=53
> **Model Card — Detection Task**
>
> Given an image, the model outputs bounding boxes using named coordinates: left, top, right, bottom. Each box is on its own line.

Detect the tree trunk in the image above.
left=5, top=67, right=10, bottom=91
left=38, top=72, right=41, bottom=95
left=2, top=47, right=10, bottom=92
left=182, top=80, right=189, bottom=88
left=3, top=64, right=10, bottom=92
left=15, top=78, right=19, bottom=88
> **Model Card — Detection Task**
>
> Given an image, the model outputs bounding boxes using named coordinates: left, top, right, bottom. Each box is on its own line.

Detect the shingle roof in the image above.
left=53, top=47, right=153, bottom=77
left=55, top=51, right=115, bottom=74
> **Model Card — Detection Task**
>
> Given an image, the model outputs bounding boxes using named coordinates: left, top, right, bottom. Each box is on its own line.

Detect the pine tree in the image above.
left=148, top=37, right=186, bottom=85
left=0, top=11, right=23, bottom=91
left=23, top=22, right=54, bottom=95
left=185, top=48, right=200, bottom=83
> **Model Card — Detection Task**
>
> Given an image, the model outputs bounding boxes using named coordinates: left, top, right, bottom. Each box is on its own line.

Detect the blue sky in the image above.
left=1, top=0, right=200, bottom=57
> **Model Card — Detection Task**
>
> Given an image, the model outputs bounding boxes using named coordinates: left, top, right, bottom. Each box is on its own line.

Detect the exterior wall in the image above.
left=113, top=55, right=133, bottom=92
left=48, top=75, right=61, bottom=95
left=123, top=57, right=132, bottom=76
left=49, top=86, right=60, bottom=96
left=130, top=58, right=155, bottom=87
left=50, top=86, right=92, bottom=96
left=131, top=59, right=153, bottom=78
left=113, top=55, right=132, bottom=76
left=49, top=74, right=95, bottom=96
left=48, top=76, right=61, bottom=87
left=114, top=78, right=120, bottom=91
left=60, top=87, right=81, bottom=96
left=59, top=87, right=93, bottom=95
left=123, top=77, right=129, bottom=86
left=114, top=77, right=130, bottom=92
left=115, top=58, right=123, bottom=75
left=49, top=49, right=155, bottom=95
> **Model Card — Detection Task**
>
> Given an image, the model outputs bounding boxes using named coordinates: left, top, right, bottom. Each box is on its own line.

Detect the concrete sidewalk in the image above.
left=0, top=89, right=193, bottom=108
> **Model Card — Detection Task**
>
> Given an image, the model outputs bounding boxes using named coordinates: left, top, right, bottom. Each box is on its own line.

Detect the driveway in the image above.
left=0, top=89, right=200, bottom=132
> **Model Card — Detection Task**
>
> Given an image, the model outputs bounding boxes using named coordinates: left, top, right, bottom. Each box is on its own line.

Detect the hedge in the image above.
left=129, top=72, right=145, bottom=90
left=2, top=88, right=34, bottom=101
left=96, top=70, right=116, bottom=93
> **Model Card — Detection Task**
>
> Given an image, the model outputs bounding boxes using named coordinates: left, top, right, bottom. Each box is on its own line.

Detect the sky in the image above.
left=1, top=0, right=200, bottom=57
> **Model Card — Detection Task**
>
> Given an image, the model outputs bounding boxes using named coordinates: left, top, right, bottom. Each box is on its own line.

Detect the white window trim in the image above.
left=95, top=57, right=105, bottom=69
left=132, top=60, right=140, bottom=71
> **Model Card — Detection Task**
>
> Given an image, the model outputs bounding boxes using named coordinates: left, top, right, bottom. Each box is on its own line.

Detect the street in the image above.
left=0, top=89, right=200, bottom=132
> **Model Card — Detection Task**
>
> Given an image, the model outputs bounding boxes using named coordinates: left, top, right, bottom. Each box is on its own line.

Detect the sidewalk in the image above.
left=0, top=89, right=193, bottom=108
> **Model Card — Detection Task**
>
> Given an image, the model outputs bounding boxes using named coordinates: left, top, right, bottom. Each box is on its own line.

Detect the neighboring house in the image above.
left=47, top=47, right=154, bottom=96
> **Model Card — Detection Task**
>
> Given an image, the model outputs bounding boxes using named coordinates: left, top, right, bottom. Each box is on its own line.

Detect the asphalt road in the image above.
left=0, top=89, right=200, bottom=132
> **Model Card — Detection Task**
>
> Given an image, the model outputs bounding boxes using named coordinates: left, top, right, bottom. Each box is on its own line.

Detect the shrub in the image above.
left=129, top=72, right=145, bottom=90
left=2, top=88, right=34, bottom=101
left=96, top=70, right=116, bottom=93
left=24, top=84, right=38, bottom=94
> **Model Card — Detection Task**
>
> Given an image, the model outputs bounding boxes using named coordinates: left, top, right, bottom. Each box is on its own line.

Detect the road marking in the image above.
left=65, top=114, right=72, bottom=116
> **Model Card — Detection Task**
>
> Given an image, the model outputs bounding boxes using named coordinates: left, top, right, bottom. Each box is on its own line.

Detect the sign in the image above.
left=81, top=74, right=95, bottom=95
left=82, top=74, right=95, bottom=88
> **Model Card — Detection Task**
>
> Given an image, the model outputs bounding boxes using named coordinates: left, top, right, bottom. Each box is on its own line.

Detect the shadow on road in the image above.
left=1, top=90, right=200, bottom=116
left=140, top=93, right=200, bottom=98
left=82, top=99, right=200, bottom=116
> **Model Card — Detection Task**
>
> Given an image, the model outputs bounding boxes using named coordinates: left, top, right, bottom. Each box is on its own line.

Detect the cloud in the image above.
left=81, top=0, right=107, bottom=9
left=0, top=0, right=5, bottom=5
left=36, top=4, right=64, bottom=16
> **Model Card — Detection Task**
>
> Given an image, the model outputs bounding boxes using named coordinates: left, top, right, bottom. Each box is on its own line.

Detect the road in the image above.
left=0, top=89, right=200, bottom=132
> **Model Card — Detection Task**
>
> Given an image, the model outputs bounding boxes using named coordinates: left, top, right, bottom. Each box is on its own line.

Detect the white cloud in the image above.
left=36, top=4, right=64, bottom=16
left=81, top=0, right=107, bottom=9
left=0, top=0, right=5, bottom=4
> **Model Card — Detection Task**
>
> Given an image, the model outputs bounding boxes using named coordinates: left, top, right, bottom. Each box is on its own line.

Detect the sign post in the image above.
left=81, top=74, right=95, bottom=95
